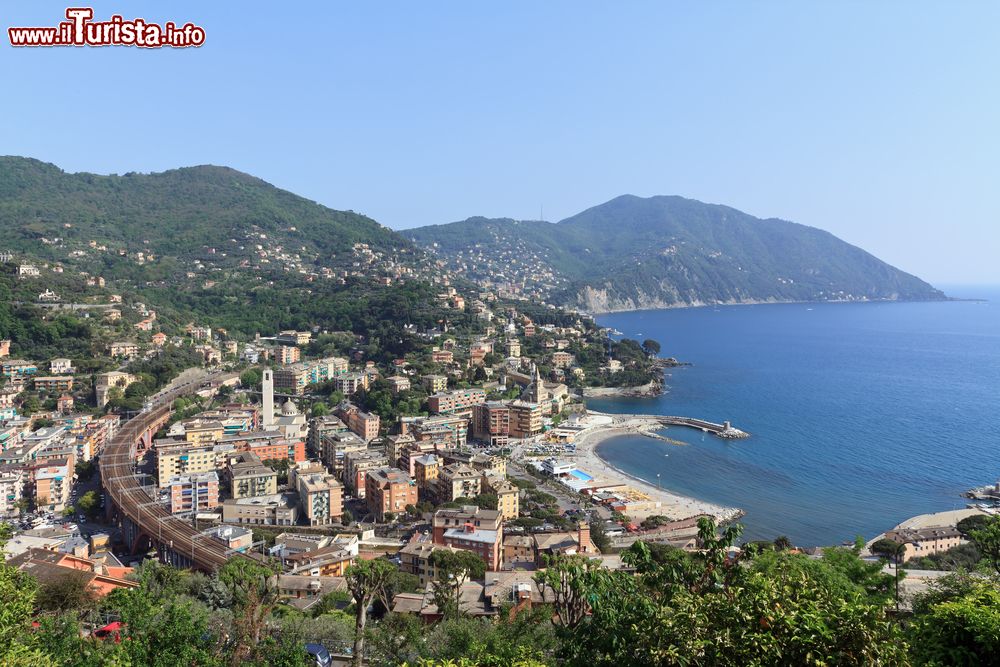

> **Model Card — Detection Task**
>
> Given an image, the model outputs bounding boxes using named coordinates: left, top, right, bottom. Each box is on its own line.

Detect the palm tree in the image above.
left=773, top=535, right=793, bottom=551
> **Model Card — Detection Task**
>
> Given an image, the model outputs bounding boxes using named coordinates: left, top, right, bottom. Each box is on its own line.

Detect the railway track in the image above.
left=98, top=380, right=240, bottom=571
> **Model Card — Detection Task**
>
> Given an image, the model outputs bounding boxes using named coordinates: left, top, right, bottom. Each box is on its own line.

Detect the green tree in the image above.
left=344, top=558, right=396, bottom=667
left=641, top=338, right=661, bottom=357
left=263, top=458, right=291, bottom=485
left=588, top=519, right=610, bottom=553
left=0, top=525, right=44, bottom=665
left=909, top=582, right=1000, bottom=666
left=74, top=460, right=96, bottom=482
left=218, top=558, right=281, bottom=666
left=77, top=490, right=101, bottom=518
left=535, top=554, right=605, bottom=629
left=773, top=535, right=793, bottom=551
left=239, top=368, right=262, bottom=389
left=971, top=517, right=1000, bottom=575
left=428, top=550, right=486, bottom=620
left=542, top=519, right=906, bottom=666
left=36, top=570, right=97, bottom=614
left=100, top=584, right=220, bottom=667
left=134, top=559, right=189, bottom=601
left=871, top=538, right=906, bottom=564
left=957, top=514, right=991, bottom=537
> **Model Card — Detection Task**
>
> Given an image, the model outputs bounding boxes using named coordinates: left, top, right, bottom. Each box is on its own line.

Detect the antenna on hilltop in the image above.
left=540, top=204, right=544, bottom=222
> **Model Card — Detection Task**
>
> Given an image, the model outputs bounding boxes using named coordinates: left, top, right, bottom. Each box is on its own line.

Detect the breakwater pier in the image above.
left=588, top=411, right=750, bottom=440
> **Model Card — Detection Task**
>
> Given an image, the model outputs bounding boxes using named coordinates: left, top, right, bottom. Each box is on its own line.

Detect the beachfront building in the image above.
left=509, top=401, right=543, bottom=438
left=541, top=458, right=575, bottom=477
left=883, top=526, right=965, bottom=562
left=472, top=402, right=510, bottom=448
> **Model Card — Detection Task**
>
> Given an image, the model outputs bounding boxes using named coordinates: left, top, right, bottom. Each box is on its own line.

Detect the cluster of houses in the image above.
left=3, top=529, right=139, bottom=602
left=2, top=251, right=667, bottom=620
left=0, top=409, right=122, bottom=515
left=424, top=237, right=571, bottom=304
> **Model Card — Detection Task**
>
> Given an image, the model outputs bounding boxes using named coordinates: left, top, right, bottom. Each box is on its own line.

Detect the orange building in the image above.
left=9, top=548, right=137, bottom=598
left=278, top=345, right=301, bottom=365
left=243, top=438, right=306, bottom=463
left=428, top=388, right=486, bottom=415
left=365, top=467, right=417, bottom=521
left=432, top=506, right=504, bottom=571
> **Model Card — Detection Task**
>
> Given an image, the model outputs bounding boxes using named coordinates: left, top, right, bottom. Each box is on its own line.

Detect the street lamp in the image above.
left=656, top=473, right=661, bottom=490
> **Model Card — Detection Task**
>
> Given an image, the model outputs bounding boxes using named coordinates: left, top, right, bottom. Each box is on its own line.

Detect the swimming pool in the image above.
left=569, top=469, right=593, bottom=481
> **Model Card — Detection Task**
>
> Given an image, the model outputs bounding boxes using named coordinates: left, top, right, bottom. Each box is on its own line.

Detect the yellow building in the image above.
left=482, top=474, right=519, bottom=521
left=229, top=452, right=278, bottom=499
left=420, top=374, right=448, bottom=393
left=182, top=420, right=225, bottom=445
left=155, top=441, right=231, bottom=487
left=509, top=400, right=543, bottom=438
left=413, top=454, right=440, bottom=498
left=494, top=480, right=519, bottom=521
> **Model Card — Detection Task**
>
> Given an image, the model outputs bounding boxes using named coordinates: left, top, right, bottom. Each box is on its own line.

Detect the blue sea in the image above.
left=590, top=286, right=1000, bottom=547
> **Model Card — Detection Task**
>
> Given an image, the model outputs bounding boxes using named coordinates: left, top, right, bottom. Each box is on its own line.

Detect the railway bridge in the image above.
left=99, top=381, right=247, bottom=571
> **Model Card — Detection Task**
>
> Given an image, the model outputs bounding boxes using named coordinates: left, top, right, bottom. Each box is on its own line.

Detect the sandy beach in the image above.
left=570, top=418, right=744, bottom=524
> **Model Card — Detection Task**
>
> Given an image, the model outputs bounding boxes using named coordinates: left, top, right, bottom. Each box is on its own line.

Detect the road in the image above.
left=507, top=461, right=611, bottom=522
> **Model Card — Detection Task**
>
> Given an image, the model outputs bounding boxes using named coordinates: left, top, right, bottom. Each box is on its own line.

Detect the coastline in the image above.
left=581, top=381, right=662, bottom=398
left=579, top=295, right=953, bottom=316
left=569, top=418, right=744, bottom=525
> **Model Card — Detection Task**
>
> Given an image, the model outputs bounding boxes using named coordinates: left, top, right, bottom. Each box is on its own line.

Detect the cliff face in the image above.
left=572, top=286, right=691, bottom=313
left=571, top=285, right=790, bottom=313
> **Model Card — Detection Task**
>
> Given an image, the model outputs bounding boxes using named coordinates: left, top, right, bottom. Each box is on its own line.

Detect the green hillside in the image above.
left=0, top=156, right=413, bottom=278
left=406, top=195, right=946, bottom=311
left=0, top=157, right=444, bottom=351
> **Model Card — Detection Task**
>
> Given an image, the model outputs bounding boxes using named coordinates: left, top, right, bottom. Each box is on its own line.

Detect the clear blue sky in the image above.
left=2, top=1, right=998, bottom=284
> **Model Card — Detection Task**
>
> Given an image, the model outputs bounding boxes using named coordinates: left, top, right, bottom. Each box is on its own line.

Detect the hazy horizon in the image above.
left=2, top=1, right=998, bottom=284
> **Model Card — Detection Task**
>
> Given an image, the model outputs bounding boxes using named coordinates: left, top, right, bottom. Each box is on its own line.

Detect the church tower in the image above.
left=262, top=369, right=275, bottom=428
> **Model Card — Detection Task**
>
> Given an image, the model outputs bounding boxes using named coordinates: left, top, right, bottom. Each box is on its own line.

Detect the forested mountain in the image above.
left=406, top=195, right=946, bottom=312
left=0, top=157, right=448, bottom=351
left=0, top=156, right=416, bottom=280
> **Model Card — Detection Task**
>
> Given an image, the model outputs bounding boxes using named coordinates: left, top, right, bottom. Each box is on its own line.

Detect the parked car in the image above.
left=304, top=643, right=332, bottom=667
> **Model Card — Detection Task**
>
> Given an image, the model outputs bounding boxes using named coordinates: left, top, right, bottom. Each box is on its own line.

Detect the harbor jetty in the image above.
left=657, top=416, right=750, bottom=439
left=536, top=411, right=746, bottom=525
left=590, top=411, right=750, bottom=440
left=964, top=481, right=1000, bottom=502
